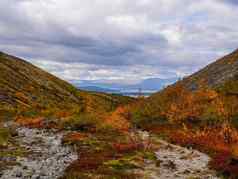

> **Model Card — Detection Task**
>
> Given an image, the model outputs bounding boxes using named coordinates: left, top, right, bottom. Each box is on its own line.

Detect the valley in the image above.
left=1, top=0, right=238, bottom=178
left=1, top=49, right=238, bottom=178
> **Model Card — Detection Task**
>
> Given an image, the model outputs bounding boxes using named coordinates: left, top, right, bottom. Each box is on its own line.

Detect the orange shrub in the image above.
left=112, top=142, right=143, bottom=154
left=169, top=124, right=238, bottom=155
left=55, top=110, right=72, bottom=119
left=63, top=132, right=88, bottom=143
left=15, top=92, right=29, bottom=104
left=164, top=86, right=226, bottom=123
left=15, top=116, right=44, bottom=128
left=104, top=106, right=131, bottom=131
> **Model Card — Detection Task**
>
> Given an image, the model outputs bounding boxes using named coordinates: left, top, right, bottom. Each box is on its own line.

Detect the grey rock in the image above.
left=0, top=125, right=77, bottom=179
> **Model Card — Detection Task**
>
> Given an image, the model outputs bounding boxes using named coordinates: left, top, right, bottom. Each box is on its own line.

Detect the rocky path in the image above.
left=154, top=140, right=219, bottom=178
left=0, top=125, right=77, bottom=179
left=0, top=125, right=219, bottom=179
left=139, top=136, right=219, bottom=179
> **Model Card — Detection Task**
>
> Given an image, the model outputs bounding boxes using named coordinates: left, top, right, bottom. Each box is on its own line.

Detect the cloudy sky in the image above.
left=0, top=0, right=238, bottom=85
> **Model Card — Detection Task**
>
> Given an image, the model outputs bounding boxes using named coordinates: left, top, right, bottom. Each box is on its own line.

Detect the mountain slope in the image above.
left=128, top=48, right=238, bottom=128
left=125, top=49, right=238, bottom=178
left=0, top=52, right=83, bottom=110
left=179, top=49, right=238, bottom=90
left=0, top=52, right=133, bottom=118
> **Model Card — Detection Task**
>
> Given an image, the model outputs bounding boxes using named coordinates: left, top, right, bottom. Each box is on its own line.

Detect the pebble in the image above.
left=0, top=126, right=77, bottom=179
left=137, top=131, right=220, bottom=179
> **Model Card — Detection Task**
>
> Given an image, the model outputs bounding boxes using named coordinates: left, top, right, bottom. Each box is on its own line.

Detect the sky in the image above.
left=0, top=0, right=238, bottom=85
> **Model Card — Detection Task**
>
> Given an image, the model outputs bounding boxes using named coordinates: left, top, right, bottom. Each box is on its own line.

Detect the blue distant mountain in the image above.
left=124, top=78, right=177, bottom=91
left=73, top=77, right=177, bottom=94
left=79, top=86, right=120, bottom=93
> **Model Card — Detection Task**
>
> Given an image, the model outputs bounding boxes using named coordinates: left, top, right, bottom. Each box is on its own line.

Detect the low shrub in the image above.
left=0, top=128, right=10, bottom=146
left=15, top=116, right=44, bottom=128
left=103, top=159, right=139, bottom=170
left=169, top=127, right=231, bottom=154
left=62, top=132, right=88, bottom=145
left=63, top=114, right=98, bottom=132
left=210, top=151, right=238, bottom=178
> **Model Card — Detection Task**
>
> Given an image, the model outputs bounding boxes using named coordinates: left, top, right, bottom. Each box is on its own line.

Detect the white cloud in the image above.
left=0, top=0, right=238, bottom=85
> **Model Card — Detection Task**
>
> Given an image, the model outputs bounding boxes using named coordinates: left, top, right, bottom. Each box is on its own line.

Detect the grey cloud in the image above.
left=0, top=0, right=238, bottom=84
left=221, top=0, right=238, bottom=5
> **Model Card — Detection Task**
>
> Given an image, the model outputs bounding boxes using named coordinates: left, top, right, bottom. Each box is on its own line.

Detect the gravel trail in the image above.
left=1, top=127, right=219, bottom=179
left=153, top=140, right=219, bottom=178
left=0, top=125, right=77, bottom=179
left=137, top=131, right=219, bottom=179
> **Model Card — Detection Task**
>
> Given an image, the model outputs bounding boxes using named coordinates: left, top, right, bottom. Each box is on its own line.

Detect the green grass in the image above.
left=0, top=128, right=10, bottom=146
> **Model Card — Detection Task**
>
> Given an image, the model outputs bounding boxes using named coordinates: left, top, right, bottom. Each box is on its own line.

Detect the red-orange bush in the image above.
left=15, top=117, right=44, bottom=128
left=210, top=151, right=238, bottom=178
left=63, top=132, right=87, bottom=143
left=112, top=142, right=143, bottom=154
left=104, top=106, right=131, bottom=131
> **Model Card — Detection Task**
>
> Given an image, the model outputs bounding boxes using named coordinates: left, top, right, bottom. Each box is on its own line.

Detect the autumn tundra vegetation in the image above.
left=1, top=49, right=238, bottom=178
left=124, top=49, right=238, bottom=178
left=0, top=52, right=156, bottom=178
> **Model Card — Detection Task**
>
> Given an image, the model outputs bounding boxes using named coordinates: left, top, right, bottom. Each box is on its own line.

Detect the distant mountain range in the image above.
left=79, top=86, right=120, bottom=93
left=74, top=77, right=178, bottom=94
left=126, top=78, right=178, bottom=91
